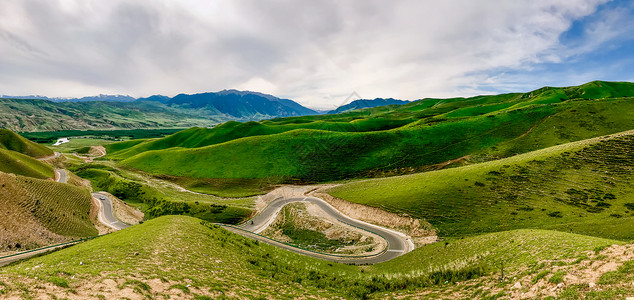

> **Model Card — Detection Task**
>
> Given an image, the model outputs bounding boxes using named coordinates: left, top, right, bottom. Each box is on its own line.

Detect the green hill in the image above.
left=329, top=131, right=634, bottom=240
left=118, top=81, right=634, bottom=184
left=0, top=171, right=97, bottom=253
left=0, top=129, right=53, bottom=158
left=0, top=215, right=618, bottom=299
left=0, top=148, right=54, bottom=179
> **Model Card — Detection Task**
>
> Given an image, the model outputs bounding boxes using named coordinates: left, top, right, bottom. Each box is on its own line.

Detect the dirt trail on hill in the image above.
left=74, top=146, right=106, bottom=163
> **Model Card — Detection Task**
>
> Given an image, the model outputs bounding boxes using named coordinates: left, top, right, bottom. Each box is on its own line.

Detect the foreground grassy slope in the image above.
left=0, top=148, right=54, bottom=179
left=118, top=81, right=634, bottom=183
left=0, top=171, right=97, bottom=253
left=0, top=129, right=53, bottom=158
left=330, top=131, right=634, bottom=240
left=0, top=216, right=620, bottom=299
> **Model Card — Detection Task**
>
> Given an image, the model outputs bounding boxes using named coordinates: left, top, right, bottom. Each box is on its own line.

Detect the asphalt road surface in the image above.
left=56, top=169, right=67, bottom=183
left=92, top=192, right=130, bottom=230
left=0, top=243, right=78, bottom=267
left=226, top=196, right=414, bottom=264
left=37, top=152, right=60, bottom=161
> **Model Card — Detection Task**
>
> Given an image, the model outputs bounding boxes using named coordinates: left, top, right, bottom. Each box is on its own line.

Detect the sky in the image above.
left=0, top=0, right=633, bottom=109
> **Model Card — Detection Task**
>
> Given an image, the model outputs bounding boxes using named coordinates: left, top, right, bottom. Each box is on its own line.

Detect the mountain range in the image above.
left=0, top=90, right=323, bottom=132
left=327, top=98, right=410, bottom=114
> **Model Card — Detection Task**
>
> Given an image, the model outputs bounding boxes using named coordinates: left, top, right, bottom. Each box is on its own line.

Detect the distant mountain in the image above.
left=328, top=98, right=410, bottom=114
left=144, top=90, right=317, bottom=118
left=1, top=94, right=135, bottom=102
left=0, top=90, right=317, bottom=131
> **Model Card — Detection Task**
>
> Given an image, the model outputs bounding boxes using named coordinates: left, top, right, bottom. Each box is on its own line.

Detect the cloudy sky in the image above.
left=1, top=0, right=633, bottom=109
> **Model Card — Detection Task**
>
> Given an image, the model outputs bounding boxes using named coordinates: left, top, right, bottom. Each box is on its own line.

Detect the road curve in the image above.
left=92, top=192, right=130, bottom=230
left=37, top=152, right=60, bottom=161
left=223, top=196, right=415, bottom=264
left=55, top=169, right=67, bottom=183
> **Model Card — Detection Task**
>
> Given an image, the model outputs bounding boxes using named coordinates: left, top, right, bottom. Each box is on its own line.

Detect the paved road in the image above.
left=92, top=192, right=130, bottom=230
left=55, top=169, right=67, bottom=183
left=227, top=196, right=414, bottom=264
left=37, top=152, right=60, bottom=161
left=0, top=242, right=78, bottom=267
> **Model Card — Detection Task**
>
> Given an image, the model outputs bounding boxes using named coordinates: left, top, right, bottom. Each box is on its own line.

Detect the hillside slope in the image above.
left=0, top=148, right=54, bottom=179
left=0, top=215, right=621, bottom=299
left=329, top=130, right=634, bottom=240
left=120, top=95, right=634, bottom=182
left=0, top=171, right=97, bottom=253
left=0, top=129, right=53, bottom=157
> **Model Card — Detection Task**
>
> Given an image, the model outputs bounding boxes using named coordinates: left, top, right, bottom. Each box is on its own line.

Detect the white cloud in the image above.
left=0, top=0, right=623, bottom=109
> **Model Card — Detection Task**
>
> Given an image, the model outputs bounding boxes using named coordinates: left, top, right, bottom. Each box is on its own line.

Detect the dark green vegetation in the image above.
left=330, top=132, right=634, bottom=240
left=20, top=128, right=182, bottom=144
left=113, top=81, right=634, bottom=187
left=70, top=164, right=251, bottom=224
left=0, top=216, right=617, bottom=299
left=0, top=129, right=53, bottom=157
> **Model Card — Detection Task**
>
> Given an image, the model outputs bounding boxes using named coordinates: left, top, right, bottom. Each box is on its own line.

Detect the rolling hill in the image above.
left=115, top=81, right=634, bottom=185
left=0, top=129, right=55, bottom=178
left=0, top=129, right=53, bottom=158
left=0, top=148, right=54, bottom=179
left=328, top=130, right=634, bottom=240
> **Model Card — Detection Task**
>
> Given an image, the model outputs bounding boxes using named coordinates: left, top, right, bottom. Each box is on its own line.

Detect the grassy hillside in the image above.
left=0, top=171, right=97, bottom=253
left=0, top=129, right=53, bottom=158
left=116, top=81, right=634, bottom=185
left=0, top=216, right=621, bottom=299
left=0, top=149, right=54, bottom=179
left=329, top=131, right=634, bottom=240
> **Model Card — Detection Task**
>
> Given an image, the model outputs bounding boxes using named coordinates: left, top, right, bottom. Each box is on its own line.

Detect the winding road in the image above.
left=92, top=192, right=130, bottom=230
left=222, top=196, right=415, bottom=264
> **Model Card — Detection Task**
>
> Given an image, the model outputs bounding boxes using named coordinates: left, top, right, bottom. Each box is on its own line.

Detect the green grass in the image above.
left=0, top=148, right=54, bottom=179
left=329, top=132, right=634, bottom=240
left=160, top=175, right=279, bottom=197
left=0, top=129, right=53, bottom=158
left=0, top=216, right=618, bottom=299
left=115, top=81, right=634, bottom=185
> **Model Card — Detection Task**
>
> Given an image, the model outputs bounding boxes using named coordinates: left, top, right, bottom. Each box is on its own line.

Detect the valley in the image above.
left=1, top=81, right=634, bottom=299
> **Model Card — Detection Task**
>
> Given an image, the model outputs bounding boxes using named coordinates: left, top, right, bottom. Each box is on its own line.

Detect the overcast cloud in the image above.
left=0, top=0, right=632, bottom=109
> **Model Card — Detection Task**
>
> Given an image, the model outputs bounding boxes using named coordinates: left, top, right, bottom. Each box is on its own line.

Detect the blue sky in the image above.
left=0, top=0, right=633, bottom=109
left=477, top=0, right=634, bottom=94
